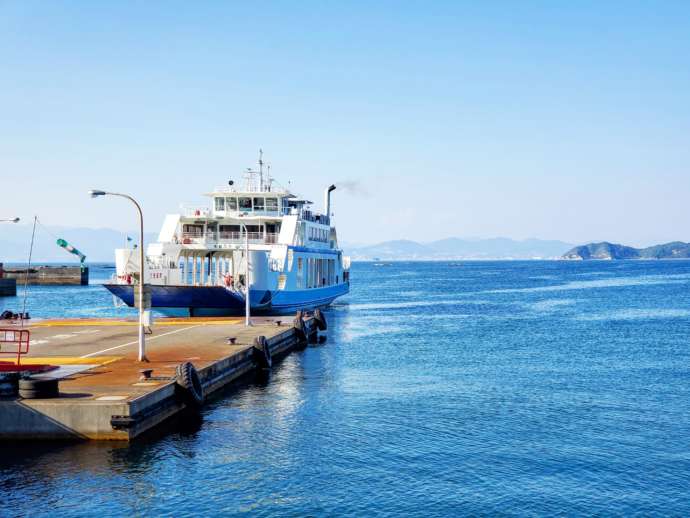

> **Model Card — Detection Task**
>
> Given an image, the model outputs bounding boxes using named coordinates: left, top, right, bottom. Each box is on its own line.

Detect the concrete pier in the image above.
left=0, top=278, right=16, bottom=296
left=0, top=314, right=320, bottom=441
left=0, top=263, right=18, bottom=296
left=2, top=266, right=88, bottom=285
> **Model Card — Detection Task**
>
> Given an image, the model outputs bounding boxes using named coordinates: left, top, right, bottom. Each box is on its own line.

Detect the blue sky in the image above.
left=1, top=1, right=689, bottom=246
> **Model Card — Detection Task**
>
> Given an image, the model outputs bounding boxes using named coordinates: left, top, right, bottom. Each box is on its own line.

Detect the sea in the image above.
left=2, top=260, right=690, bottom=516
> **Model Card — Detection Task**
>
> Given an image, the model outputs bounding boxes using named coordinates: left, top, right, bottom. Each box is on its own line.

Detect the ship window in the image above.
left=183, top=224, right=203, bottom=235
left=226, top=197, right=237, bottom=211
left=215, top=197, right=225, bottom=211
left=297, top=257, right=304, bottom=288
left=239, top=197, right=252, bottom=210
left=266, top=198, right=278, bottom=211
left=253, top=197, right=265, bottom=211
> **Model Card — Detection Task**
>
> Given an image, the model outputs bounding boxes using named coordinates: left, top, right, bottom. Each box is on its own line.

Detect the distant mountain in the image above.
left=346, top=238, right=575, bottom=260
left=0, top=224, right=157, bottom=263
left=563, top=241, right=690, bottom=260
left=349, top=240, right=430, bottom=259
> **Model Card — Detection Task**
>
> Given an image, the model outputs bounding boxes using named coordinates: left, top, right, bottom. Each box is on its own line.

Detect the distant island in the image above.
left=562, top=242, right=690, bottom=260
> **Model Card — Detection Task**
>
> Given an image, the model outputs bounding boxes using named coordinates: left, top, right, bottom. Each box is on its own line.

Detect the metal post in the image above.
left=240, top=222, right=251, bottom=326
left=135, top=198, right=147, bottom=362
left=89, top=191, right=148, bottom=362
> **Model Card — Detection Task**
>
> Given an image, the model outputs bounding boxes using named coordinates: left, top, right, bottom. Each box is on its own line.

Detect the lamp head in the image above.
left=89, top=190, right=106, bottom=198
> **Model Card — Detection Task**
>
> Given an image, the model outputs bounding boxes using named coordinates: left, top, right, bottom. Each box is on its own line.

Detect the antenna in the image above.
left=259, top=149, right=264, bottom=191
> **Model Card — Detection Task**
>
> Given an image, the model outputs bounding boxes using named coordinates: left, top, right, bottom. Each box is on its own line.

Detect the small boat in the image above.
left=105, top=153, right=351, bottom=316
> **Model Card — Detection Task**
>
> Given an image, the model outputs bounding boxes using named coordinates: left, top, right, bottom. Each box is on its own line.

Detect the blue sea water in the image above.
left=2, top=260, right=690, bottom=516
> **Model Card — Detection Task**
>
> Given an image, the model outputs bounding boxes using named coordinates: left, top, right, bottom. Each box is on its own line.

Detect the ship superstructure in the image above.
left=105, top=154, right=350, bottom=316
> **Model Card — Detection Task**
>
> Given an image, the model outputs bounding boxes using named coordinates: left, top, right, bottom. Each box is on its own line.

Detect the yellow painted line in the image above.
left=21, top=356, right=122, bottom=365
left=31, top=321, right=132, bottom=327
left=158, top=319, right=243, bottom=326
left=32, top=318, right=244, bottom=328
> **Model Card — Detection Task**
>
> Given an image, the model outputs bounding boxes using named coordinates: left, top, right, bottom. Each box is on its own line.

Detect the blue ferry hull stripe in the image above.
left=104, top=283, right=349, bottom=315
left=289, top=246, right=341, bottom=255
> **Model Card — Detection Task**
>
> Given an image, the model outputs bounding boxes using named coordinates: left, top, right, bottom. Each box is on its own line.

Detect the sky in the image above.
left=1, top=1, right=689, bottom=247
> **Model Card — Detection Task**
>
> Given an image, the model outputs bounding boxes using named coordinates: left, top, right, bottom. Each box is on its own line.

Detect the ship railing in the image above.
left=181, top=205, right=211, bottom=218
left=178, top=232, right=279, bottom=245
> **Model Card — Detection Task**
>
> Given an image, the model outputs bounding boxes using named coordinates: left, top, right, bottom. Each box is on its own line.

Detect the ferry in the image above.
left=104, top=154, right=351, bottom=316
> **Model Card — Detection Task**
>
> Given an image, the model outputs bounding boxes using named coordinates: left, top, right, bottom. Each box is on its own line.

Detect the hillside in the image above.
left=562, top=241, right=690, bottom=260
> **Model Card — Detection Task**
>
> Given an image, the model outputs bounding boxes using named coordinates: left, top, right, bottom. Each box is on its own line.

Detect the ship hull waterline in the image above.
left=104, top=283, right=349, bottom=317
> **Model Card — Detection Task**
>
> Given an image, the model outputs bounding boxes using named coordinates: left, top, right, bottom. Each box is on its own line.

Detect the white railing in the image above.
left=182, top=207, right=211, bottom=218
left=178, top=232, right=279, bottom=245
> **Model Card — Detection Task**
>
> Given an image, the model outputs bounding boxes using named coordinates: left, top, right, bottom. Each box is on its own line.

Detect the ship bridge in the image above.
left=170, top=154, right=332, bottom=248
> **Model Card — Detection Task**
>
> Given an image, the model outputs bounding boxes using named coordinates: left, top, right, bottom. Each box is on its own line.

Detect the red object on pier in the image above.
left=0, top=328, right=30, bottom=366
left=0, top=329, right=57, bottom=373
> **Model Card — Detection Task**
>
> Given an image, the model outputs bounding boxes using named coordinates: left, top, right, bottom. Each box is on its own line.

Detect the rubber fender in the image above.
left=293, top=310, right=306, bottom=341
left=253, top=336, right=272, bottom=369
left=18, top=377, right=59, bottom=399
left=314, top=309, right=327, bottom=331
left=175, top=361, right=205, bottom=408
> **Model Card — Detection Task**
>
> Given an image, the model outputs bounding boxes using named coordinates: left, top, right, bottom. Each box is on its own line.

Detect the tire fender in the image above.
left=175, top=362, right=205, bottom=407
left=18, top=377, right=59, bottom=399
left=293, top=310, right=306, bottom=341
left=314, top=309, right=327, bottom=331
left=253, top=335, right=272, bottom=369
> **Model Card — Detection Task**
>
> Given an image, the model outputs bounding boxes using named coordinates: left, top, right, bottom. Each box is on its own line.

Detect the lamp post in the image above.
left=89, top=190, right=148, bottom=362
left=238, top=217, right=251, bottom=326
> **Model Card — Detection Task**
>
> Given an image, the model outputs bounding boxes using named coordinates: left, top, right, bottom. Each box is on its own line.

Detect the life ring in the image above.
left=224, top=274, right=234, bottom=287
left=253, top=336, right=272, bottom=369
left=175, top=362, right=205, bottom=408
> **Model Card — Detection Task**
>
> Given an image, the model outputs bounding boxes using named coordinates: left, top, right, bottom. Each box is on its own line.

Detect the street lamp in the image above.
left=89, top=190, right=148, bottom=362
left=0, top=217, right=20, bottom=223
left=238, top=215, right=251, bottom=326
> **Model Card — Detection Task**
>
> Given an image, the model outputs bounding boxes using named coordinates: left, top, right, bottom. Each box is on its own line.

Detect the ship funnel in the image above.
left=324, top=184, right=336, bottom=225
